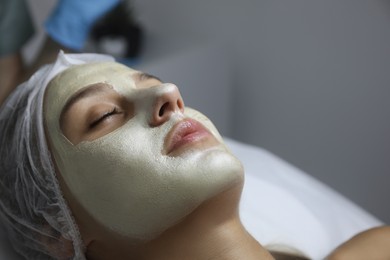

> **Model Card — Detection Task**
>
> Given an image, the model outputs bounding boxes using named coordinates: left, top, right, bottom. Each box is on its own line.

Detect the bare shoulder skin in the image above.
left=327, top=226, right=390, bottom=260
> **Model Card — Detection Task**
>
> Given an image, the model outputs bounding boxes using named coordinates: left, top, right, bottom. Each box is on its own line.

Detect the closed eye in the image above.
left=89, top=107, right=121, bottom=129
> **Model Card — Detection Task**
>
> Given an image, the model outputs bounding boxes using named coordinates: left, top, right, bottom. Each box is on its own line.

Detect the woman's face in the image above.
left=44, top=62, right=243, bottom=241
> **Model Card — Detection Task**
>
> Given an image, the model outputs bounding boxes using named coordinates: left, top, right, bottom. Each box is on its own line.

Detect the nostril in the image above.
left=177, top=100, right=183, bottom=109
left=159, top=102, right=169, bottom=117
left=152, top=86, right=184, bottom=127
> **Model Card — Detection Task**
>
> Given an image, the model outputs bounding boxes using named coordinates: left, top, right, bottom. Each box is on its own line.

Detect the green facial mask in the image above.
left=44, top=62, right=243, bottom=240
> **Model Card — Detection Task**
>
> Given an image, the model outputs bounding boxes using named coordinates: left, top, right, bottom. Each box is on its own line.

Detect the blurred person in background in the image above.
left=0, top=0, right=142, bottom=106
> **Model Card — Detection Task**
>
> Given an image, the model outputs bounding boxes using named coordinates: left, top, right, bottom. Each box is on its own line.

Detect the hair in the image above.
left=0, top=52, right=113, bottom=259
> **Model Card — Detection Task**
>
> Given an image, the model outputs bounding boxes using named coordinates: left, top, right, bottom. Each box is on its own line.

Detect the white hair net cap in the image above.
left=0, top=51, right=114, bottom=259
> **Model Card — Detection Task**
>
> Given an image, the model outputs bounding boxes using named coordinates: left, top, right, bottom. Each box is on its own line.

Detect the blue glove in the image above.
left=45, top=0, right=120, bottom=51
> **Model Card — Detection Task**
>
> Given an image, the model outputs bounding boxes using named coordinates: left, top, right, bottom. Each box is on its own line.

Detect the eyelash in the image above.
left=90, top=107, right=120, bottom=128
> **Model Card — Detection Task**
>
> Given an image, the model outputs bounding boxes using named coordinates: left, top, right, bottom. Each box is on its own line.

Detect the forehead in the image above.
left=46, top=62, right=139, bottom=98
left=44, top=62, right=139, bottom=128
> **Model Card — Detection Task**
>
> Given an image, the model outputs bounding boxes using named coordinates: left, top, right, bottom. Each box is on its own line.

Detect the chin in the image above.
left=199, top=145, right=244, bottom=194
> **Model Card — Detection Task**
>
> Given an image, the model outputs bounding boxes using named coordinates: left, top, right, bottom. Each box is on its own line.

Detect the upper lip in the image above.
left=164, top=118, right=210, bottom=155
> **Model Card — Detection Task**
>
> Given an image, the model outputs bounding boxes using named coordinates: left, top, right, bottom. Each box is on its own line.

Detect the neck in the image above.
left=87, top=183, right=274, bottom=260
left=141, top=216, right=273, bottom=260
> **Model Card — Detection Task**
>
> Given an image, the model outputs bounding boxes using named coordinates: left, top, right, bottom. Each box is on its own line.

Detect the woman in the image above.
left=0, top=52, right=388, bottom=259
left=0, top=51, right=272, bottom=259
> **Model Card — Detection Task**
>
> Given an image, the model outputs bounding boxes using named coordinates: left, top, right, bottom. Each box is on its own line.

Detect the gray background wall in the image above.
left=25, top=0, right=390, bottom=222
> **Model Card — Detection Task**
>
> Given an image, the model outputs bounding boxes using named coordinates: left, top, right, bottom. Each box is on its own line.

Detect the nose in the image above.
left=149, top=84, right=185, bottom=127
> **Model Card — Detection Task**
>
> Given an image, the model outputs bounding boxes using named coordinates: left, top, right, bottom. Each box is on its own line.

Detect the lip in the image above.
left=164, top=118, right=216, bottom=156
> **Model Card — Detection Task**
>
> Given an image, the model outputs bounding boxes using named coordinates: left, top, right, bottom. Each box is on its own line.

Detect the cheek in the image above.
left=65, top=124, right=164, bottom=194
left=54, top=119, right=242, bottom=239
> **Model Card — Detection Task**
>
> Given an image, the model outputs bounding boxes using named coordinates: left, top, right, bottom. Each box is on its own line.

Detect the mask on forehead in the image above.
left=44, top=62, right=243, bottom=241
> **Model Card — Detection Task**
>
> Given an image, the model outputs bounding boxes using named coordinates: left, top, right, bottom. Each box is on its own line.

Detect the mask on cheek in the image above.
left=49, top=109, right=242, bottom=241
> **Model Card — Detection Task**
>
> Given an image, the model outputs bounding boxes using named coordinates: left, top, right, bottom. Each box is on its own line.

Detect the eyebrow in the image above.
left=134, top=72, right=162, bottom=83
left=60, top=83, right=112, bottom=123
